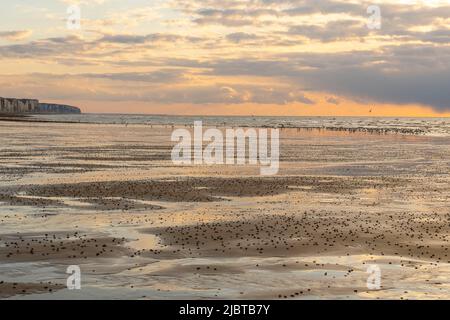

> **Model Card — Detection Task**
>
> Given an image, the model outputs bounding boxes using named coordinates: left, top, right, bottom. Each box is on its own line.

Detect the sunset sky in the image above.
left=0, top=0, right=449, bottom=116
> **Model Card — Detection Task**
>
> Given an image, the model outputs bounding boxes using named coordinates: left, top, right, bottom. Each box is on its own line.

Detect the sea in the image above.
left=28, top=114, right=450, bottom=137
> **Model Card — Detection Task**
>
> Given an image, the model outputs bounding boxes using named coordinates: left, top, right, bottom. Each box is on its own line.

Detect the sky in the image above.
left=0, top=0, right=449, bottom=116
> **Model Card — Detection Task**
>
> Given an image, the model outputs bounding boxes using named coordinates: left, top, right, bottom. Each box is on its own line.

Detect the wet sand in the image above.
left=0, top=120, right=449, bottom=299
left=0, top=281, right=64, bottom=299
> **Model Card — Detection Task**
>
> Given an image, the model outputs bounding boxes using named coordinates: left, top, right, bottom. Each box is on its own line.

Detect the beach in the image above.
left=0, top=116, right=449, bottom=299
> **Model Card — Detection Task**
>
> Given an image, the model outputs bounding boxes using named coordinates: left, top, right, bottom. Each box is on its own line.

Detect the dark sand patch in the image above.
left=37, top=144, right=174, bottom=153
left=0, top=281, right=65, bottom=298
left=78, top=197, right=164, bottom=211
left=148, top=264, right=244, bottom=276
left=24, top=176, right=404, bottom=203
left=0, top=166, right=92, bottom=176
left=0, top=194, right=63, bottom=208
left=0, top=233, right=130, bottom=263
left=257, top=261, right=355, bottom=272
left=63, top=154, right=171, bottom=161
left=33, top=162, right=118, bottom=169
left=26, top=180, right=218, bottom=202
left=256, top=285, right=376, bottom=300
left=142, top=210, right=450, bottom=263
left=0, top=194, right=163, bottom=212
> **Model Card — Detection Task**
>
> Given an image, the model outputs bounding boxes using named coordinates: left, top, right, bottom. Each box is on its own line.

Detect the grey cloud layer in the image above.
left=0, top=72, right=315, bottom=105
left=178, top=0, right=450, bottom=44
left=201, top=45, right=450, bottom=110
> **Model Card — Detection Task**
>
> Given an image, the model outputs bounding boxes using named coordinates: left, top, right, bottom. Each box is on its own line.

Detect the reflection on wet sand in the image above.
left=0, top=121, right=449, bottom=299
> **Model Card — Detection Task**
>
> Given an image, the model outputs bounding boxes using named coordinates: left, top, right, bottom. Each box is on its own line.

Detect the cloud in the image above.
left=300, top=65, right=450, bottom=111
left=0, top=33, right=204, bottom=61
left=174, top=0, right=450, bottom=43
left=192, top=44, right=450, bottom=110
left=288, top=20, right=369, bottom=42
left=327, top=97, right=340, bottom=105
left=226, top=32, right=261, bottom=43
left=82, top=70, right=186, bottom=83
left=99, top=33, right=202, bottom=44
left=193, top=8, right=279, bottom=26
left=0, top=35, right=86, bottom=58
left=0, top=30, right=33, bottom=41
left=0, top=72, right=314, bottom=105
left=59, top=0, right=111, bottom=5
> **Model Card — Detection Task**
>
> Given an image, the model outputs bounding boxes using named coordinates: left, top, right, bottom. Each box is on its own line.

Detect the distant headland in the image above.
left=0, top=97, right=81, bottom=114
